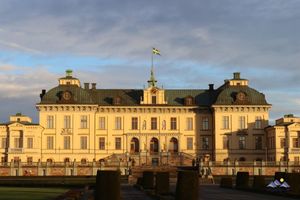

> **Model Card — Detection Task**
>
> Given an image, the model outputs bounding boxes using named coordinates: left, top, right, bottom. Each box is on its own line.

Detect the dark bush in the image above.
left=155, top=172, right=170, bottom=195
left=287, top=173, right=300, bottom=195
left=142, top=171, right=154, bottom=189
left=252, top=176, right=265, bottom=191
left=220, top=177, right=233, bottom=188
left=236, top=172, right=249, bottom=189
left=136, top=177, right=143, bottom=186
left=175, top=170, right=198, bottom=200
left=95, top=170, right=120, bottom=200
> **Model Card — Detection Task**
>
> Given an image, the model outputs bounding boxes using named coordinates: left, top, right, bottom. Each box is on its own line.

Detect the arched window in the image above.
left=130, top=137, right=140, bottom=153
left=46, top=158, right=53, bottom=164
left=169, top=137, right=178, bottom=153
left=150, top=138, right=159, bottom=154
left=81, top=158, right=87, bottom=164
left=64, top=157, right=70, bottom=163
left=162, top=120, right=166, bottom=130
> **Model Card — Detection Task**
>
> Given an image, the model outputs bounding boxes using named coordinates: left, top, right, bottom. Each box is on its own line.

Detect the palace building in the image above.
left=1, top=69, right=273, bottom=165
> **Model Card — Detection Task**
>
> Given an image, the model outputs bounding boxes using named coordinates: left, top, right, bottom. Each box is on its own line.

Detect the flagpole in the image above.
left=151, top=49, right=154, bottom=72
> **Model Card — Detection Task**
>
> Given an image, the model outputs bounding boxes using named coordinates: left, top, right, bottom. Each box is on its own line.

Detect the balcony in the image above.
left=8, top=148, right=23, bottom=153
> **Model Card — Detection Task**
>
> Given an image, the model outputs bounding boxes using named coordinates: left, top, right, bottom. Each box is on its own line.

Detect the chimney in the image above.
left=233, top=72, right=240, bottom=79
left=84, top=83, right=89, bottom=90
left=208, top=84, right=214, bottom=91
left=91, top=83, right=96, bottom=90
left=40, top=89, right=46, bottom=100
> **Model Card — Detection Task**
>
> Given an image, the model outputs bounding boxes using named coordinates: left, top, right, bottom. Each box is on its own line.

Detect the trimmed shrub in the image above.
left=175, top=170, right=198, bottom=200
left=95, top=170, right=120, bottom=200
left=155, top=172, right=170, bottom=195
left=252, top=176, right=265, bottom=191
left=136, top=177, right=143, bottom=186
left=287, top=173, right=300, bottom=195
left=220, top=177, right=233, bottom=188
left=142, top=171, right=154, bottom=189
left=236, top=172, right=249, bottom=189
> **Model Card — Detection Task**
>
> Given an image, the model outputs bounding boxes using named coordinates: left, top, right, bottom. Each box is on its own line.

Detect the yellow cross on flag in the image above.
left=152, top=47, right=161, bottom=55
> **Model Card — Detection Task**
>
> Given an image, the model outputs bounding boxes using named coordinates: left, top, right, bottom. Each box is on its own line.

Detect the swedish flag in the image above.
left=152, top=47, right=161, bottom=55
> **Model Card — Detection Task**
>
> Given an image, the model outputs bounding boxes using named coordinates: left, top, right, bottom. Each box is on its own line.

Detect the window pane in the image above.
left=255, top=116, right=262, bottom=129
left=80, top=115, right=88, bottom=129
left=202, top=137, right=209, bottom=149
left=27, top=138, right=33, bottom=149
left=170, top=117, right=177, bottom=130
left=222, top=116, right=229, bottom=129
left=239, top=116, right=246, bottom=129
left=115, top=117, right=122, bottom=130
left=64, top=116, right=71, bottom=129
left=80, top=136, right=87, bottom=149
left=64, top=136, right=71, bottom=149
left=99, top=137, right=105, bottom=150
left=186, top=117, right=193, bottom=130
left=202, top=117, right=209, bottom=130
left=115, top=137, right=121, bottom=150
left=99, top=117, right=105, bottom=130
left=132, top=117, right=138, bottom=130
left=239, top=136, right=246, bottom=149
left=47, top=136, right=54, bottom=149
left=151, top=118, right=157, bottom=130
left=47, top=116, right=54, bottom=129
left=187, top=137, right=193, bottom=150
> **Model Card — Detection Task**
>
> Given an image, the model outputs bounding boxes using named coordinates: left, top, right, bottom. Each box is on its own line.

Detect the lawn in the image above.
left=0, top=187, right=68, bottom=200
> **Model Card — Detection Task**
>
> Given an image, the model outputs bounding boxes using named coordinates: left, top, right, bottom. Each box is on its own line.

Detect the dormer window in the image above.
left=114, top=96, right=122, bottom=105
left=184, top=96, right=194, bottom=106
left=152, top=95, right=157, bottom=104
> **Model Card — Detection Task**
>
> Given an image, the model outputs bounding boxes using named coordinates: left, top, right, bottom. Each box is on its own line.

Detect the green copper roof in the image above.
left=213, top=84, right=269, bottom=105
left=39, top=83, right=269, bottom=106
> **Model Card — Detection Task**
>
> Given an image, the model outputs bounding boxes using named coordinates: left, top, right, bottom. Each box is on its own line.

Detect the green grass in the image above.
left=0, top=187, right=68, bottom=200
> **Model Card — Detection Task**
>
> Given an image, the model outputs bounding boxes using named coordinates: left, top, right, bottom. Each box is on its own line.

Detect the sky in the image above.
left=0, top=0, right=299, bottom=123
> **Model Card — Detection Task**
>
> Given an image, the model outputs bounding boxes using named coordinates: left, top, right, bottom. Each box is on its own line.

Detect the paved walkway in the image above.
left=121, top=184, right=154, bottom=200
left=199, top=185, right=296, bottom=200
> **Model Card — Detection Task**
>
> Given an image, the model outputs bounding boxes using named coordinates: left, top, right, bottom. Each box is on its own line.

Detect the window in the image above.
left=202, top=117, right=209, bottom=130
left=239, top=116, right=246, bottom=129
left=47, top=136, right=54, bottom=149
left=47, top=115, right=54, bottom=129
left=115, top=137, right=121, bottom=150
left=64, top=136, right=71, bottom=149
left=131, top=117, right=138, bottom=130
left=255, top=116, right=262, bottom=129
left=186, top=117, right=193, bottom=130
left=80, top=115, right=88, bottom=129
left=222, top=116, right=229, bottom=129
left=187, top=137, right=193, bottom=150
left=14, top=138, right=21, bottom=148
left=185, top=97, right=193, bottom=105
left=27, top=138, right=33, bottom=149
left=81, top=158, right=87, bottom=164
left=114, top=97, right=121, bottom=105
left=99, top=137, right=105, bottom=150
left=280, top=138, right=286, bottom=148
left=115, top=117, right=122, bottom=130
left=295, top=157, right=299, bottom=164
left=99, top=117, right=105, bottom=130
left=64, top=115, right=71, bottom=129
left=27, top=157, right=33, bottom=164
left=64, top=158, right=70, bottom=163
left=80, top=136, right=88, bottom=149
left=152, top=95, right=157, bottom=104
left=268, top=137, right=275, bottom=149
left=239, top=136, right=246, bottom=149
left=202, top=137, right=209, bottom=149
left=1, top=138, right=7, bottom=149
left=255, top=136, right=262, bottom=150
left=151, top=117, right=157, bottom=130
left=223, top=136, right=229, bottom=149
left=293, top=138, right=299, bottom=148
left=170, top=117, right=177, bottom=130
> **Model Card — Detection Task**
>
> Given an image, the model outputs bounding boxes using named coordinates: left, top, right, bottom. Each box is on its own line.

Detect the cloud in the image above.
left=0, top=0, right=299, bottom=122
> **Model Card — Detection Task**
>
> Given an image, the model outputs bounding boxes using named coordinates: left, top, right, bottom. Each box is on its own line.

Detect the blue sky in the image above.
left=0, top=0, right=299, bottom=123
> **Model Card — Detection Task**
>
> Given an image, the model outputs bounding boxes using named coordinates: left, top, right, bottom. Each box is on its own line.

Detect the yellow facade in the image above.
left=266, top=114, right=300, bottom=162
left=1, top=70, right=274, bottom=164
